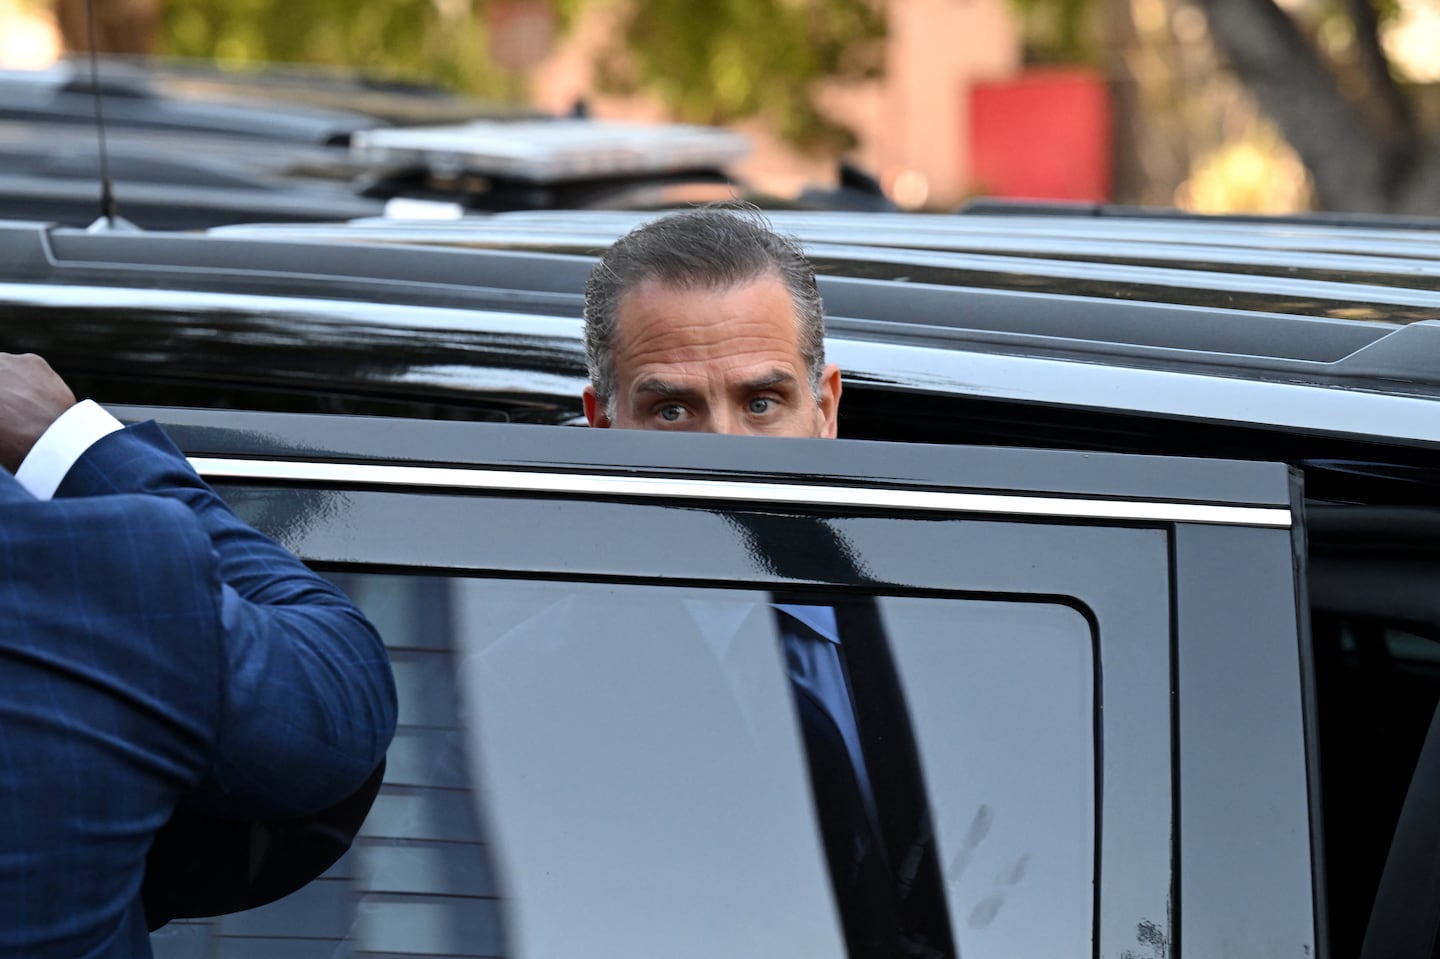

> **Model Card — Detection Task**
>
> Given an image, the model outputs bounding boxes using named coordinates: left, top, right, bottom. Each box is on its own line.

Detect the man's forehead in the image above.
left=615, top=275, right=797, bottom=336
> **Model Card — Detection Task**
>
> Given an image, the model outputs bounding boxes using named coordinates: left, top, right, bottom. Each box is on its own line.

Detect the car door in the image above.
left=138, top=409, right=1314, bottom=959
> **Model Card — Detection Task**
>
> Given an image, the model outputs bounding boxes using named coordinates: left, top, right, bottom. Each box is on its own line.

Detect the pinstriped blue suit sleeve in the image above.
left=55, top=421, right=398, bottom=821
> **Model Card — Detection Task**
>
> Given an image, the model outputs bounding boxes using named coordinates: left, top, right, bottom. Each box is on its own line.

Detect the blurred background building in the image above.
left=3, top=0, right=1439, bottom=214
left=527, top=0, right=1026, bottom=210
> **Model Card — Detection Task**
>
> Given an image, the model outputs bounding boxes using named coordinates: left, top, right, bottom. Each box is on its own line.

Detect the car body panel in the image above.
left=119, top=409, right=1304, bottom=959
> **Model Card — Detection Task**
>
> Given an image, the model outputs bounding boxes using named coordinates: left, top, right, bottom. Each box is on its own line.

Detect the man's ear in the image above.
left=817, top=363, right=842, bottom=439
left=582, top=385, right=611, bottom=428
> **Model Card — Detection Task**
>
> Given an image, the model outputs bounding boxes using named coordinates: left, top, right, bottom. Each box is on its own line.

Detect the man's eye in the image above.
left=747, top=397, right=773, bottom=415
left=658, top=404, right=686, bottom=422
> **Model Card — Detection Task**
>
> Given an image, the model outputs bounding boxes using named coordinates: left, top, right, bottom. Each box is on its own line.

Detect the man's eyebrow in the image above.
left=633, top=378, right=697, bottom=399
left=739, top=370, right=800, bottom=393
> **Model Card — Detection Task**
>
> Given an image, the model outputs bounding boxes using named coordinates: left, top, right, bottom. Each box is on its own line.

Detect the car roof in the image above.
left=4, top=210, right=1440, bottom=457
left=204, top=208, right=1440, bottom=332
left=77, top=54, right=535, bottom=126
left=217, top=208, right=1440, bottom=273
left=0, top=61, right=378, bottom=145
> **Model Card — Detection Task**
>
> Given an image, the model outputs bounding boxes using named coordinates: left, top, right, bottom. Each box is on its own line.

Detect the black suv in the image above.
left=3, top=208, right=1439, bottom=959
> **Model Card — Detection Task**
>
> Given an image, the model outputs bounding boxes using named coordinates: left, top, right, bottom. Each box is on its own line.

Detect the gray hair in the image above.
left=583, top=204, right=826, bottom=415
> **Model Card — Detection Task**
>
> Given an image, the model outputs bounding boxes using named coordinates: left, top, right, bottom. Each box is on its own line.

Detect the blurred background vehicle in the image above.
left=0, top=55, right=897, bottom=228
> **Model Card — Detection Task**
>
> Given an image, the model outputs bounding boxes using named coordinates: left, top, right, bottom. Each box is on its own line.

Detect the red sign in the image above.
left=969, top=68, right=1113, bottom=202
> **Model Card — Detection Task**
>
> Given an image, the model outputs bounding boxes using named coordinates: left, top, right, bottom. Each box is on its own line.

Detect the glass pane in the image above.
left=880, top=597, right=1095, bottom=957
left=151, top=574, right=1095, bottom=959
left=449, top=579, right=844, bottom=957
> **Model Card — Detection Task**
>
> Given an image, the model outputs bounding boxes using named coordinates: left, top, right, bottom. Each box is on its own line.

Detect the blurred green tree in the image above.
left=59, top=0, right=885, bottom=154
left=550, top=0, right=886, bottom=153
left=1010, top=0, right=1097, bottom=63
left=158, top=0, right=510, bottom=96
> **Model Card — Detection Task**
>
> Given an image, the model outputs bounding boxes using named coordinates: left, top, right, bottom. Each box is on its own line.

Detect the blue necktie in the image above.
left=775, top=604, right=881, bottom=834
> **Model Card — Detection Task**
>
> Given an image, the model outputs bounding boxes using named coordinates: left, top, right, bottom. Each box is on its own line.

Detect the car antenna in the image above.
left=81, top=0, right=137, bottom=232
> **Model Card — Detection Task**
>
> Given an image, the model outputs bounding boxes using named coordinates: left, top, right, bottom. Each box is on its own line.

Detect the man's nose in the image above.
left=706, top=407, right=751, bottom=436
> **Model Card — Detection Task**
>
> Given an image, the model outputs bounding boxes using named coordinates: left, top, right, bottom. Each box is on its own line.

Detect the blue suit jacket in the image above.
left=0, top=421, right=397, bottom=958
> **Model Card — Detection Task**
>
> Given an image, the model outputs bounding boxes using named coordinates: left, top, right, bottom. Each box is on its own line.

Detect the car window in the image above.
left=1303, top=501, right=1440, bottom=956
left=151, top=573, right=1096, bottom=959
left=877, top=596, right=1094, bottom=956
left=1312, top=615, right=1440, bottom=956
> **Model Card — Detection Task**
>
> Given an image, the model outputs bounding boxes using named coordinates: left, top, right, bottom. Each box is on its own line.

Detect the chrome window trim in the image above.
left=190, top=456, right=1292, bottom=528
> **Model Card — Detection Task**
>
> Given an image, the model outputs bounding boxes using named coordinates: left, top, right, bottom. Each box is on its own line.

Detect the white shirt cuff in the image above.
left=13, top=400, right=123, bottom=500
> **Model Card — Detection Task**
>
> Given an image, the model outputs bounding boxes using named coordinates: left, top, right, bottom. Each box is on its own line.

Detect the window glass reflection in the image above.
left=150, top=574, right=1094, bottom=959
left=880, top=597, right=1095, bottom=957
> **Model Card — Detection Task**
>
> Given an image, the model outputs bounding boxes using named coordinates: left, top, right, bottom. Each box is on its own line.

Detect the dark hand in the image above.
left=0, top=353, right=77, bottom=473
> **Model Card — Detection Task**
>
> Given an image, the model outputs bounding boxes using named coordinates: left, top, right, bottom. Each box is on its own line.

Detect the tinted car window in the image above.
left=878, top=596, right=1094, bottom=955
left=152, top=574, right=1095, bottom=959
